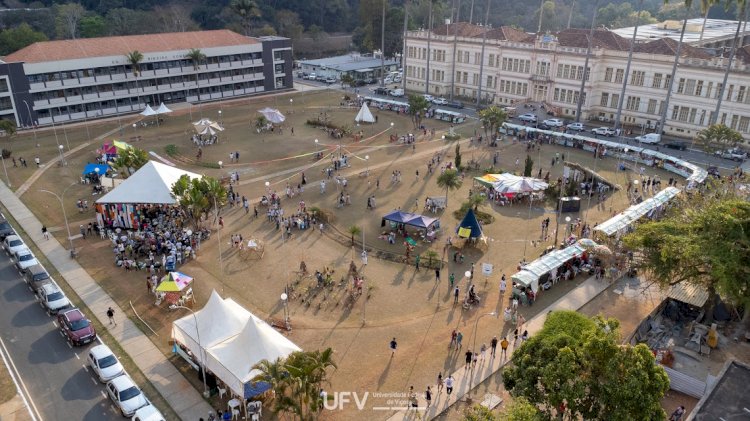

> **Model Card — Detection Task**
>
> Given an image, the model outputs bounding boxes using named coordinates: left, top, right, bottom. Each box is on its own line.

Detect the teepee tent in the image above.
left=155, top=103, right=173, bottom=114
left=140, top=105, right=157, bottom=116
left=457, top=209, right=483, bottom=239
left=354, top=102, right=375, bottom=123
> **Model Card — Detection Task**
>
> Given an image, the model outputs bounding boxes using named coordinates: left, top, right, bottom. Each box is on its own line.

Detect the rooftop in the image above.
left=690, top=360, right=750, bottom=420
left=613, top=18, right=747, bottom=46
left=298, top=53, right=399, bottom=72
left=4, top=30, right=257, bottom=64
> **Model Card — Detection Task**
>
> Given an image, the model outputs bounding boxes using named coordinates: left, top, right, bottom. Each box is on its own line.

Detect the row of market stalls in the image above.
left=361, top=97, right=466, bottom=123
left=506, top=123, right=709, bottom=293
left=172, top=291, right=301, bottom=401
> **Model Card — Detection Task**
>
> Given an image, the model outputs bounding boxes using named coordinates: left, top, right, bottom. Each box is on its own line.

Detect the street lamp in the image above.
left=365, top=155, right=369, bottom=175
left=172, top=305, right=209, bottom=397
left=264, top=181, right=270, bottom=193
left=390, top=122, right=394, bottom=129
left=465, top=269, right=472, bottom=286
left=132, top=123, right=137, bottom=138
left=314, top=139, right=319, bottom=158
left=39, top=182, right=77, bottom=256
left=218, top=110, right=222, bottom=126
left=280, top=293, right=290, bottom=330
left=218, top=160, right=223, bottom=169
left=565, top=216, right=571, bottom=237
left=22, top=100, right=37, bottom=145
left=58, top=144, right=65, bottom=166
left=470, top=311, right=497, bottom=393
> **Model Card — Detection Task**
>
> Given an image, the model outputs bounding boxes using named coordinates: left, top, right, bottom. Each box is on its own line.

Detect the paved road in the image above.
left=0, top=251, right=119, bottom=420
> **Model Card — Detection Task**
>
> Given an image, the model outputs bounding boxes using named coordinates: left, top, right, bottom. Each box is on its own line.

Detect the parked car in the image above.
left=542, top=118, right=563, bottom=127
left=566, top=122, right=585, bottom=132
left=0, top=218, right=14, bottom=240
left=132, top=404, right=165, bottom=421
left=715, top=148, right=747, bottom=161
left=592, top=127, right=615, bottom=136
left=354, top=79, right=366, bottom=87
left=635, top=133, right=661, bottom=144
left=423, top=94, right=435, bottom=102
left=446, top=101, right=464, bottom=109
left=58, top=307, right=96, bottom=346
left=663, top=140, right=688, bottom=151
left=518, top=113, right=537, bottom=123
left=432, top=97, right=448, bottom=106
left=13, top=248, right=38, bottom=272
left=3, top=235, right=26, bottom=255
left=295, top=71, right=306, bottom=78
left=25, top=264, right=51, bottom=293
left=365, top=78, right=378, bottom=84
left=324, top=77, right=336, bottom=84
left=38, top=282, right=70, bottom=314
left=373, top=87, right=389, bottom=95
left=389, top=88, right=404, bottom=97
left=88, top=344, right=125, bottom=382
left=106, top=374, right=150, bottom=417
left=537, top=123, right=551, bottom=130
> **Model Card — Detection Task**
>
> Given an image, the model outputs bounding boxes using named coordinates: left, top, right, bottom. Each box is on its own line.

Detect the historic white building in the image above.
left=405, top=22, right=750, bottom=140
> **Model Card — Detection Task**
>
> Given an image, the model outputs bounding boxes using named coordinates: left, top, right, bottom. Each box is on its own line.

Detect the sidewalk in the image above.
left=385, top=274, right=612, bottom=420
left=0, top=182, right=212, bottom=420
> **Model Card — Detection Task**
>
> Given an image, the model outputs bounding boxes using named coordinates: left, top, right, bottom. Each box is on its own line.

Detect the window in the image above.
left=464, top=51, right=470, bottom=63
left=685, top=79, right=695, bottom=95
left=600, top=92, right=609, bottom=107
left=501, top=58, right=507, bottom=70
left=486, top=75, right=493, bottom=88
left=626, top=96, right=640, bottom=111
left=647, top=99, right=657, bottom=114
left=474, top=52, right=481, bottom=64
left=726, top=84, right=734, bottom=101
left=731, top=114, right=739, bottom=129
left=689, top=108, right=697, bottom=123
left=513, top=59, right=519, bottom=72
left=678, top=107, right=689, bottom=122
left=716, top=83, right=723, bottom=99
left=489, top=54, right=495, bottom=67
left=671, top=105, right=679, bottom=120
left=699, top=110, right=706, bottom=126
left=604, top=67, right=613, bottom=83
left=696, top=80, right=704, bottom=97
left=554, top=88, right=560, bottom=101
left=630, top=71, right=645, bottom=86
left=523, top=60, right=530, bottom=73
left=740, top=116, right=750, bottom=132
left=664, top=74, right=672, bottom=90
left=462, top=72, right=468, bottom=84
left=614, top=69, right=624, bottom=83
left=472, top=73, right=478, bottom=86
left=610, top=94, right=619, bottom=108
left=707, top=82, right=713, bottom=98
left=738, top=86, right=746, bottom=103
left=677, top=78, right=685, bottom=94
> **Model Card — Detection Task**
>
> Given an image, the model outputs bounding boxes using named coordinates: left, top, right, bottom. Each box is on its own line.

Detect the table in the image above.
left=228, top=398, right=241, bottom=411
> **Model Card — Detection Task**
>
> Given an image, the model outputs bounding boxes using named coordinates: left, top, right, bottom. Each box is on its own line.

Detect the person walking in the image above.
left=450, top=330, right=457, bottom=348
left=669, top=405, right=685, bottom=421
left=499, top=274, right=507, bottom=295
left=424, top=386, right=432, bottom=408
left=444, top=375, right=454, bottom=397
left=449, top=272, right=455, bottom=289
left=456, top=331, right=463, bottom=349
left=415, top=254, right=420, bottom=271
left=500, top=337, right=509, bottom=359
left=436, top=372, right=443, bottom=394
left=453, top=286, right=460, bottom=304
left=389, top=337, right=398, bottom=357
left=479, top=343, right=487, bottom=361
left=435, top=267, right=440, bottom=282
left=464, top=349, right=473, bottom=369
left=106, top=307, right=116, bottom=326
left=41, top=225, right=49, bottom=240
left=490, top=336, right=498, bottom=357
left=79, top=225, right=86, bottom=239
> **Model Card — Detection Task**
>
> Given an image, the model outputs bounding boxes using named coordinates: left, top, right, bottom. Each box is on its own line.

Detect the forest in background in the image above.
left=0, top=0, right=742, bottom=57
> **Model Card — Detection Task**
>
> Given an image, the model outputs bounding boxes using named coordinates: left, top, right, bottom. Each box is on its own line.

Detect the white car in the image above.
left=715, top=148, right=747, bottom=161
left=432, top=97, right=448, bottom=105
left=3, top=235, right=26, bottom=255
left=13, top=248, right=38, bottom=272
left=88, top=344, right=125, bottom=383
left=132, top=404, right=165, bottom=421
left=518, top=113, right=537, bottom=123
left=423, top=94, right=434, bottom=102
left=37, top=282, right=70, bottom=314
left=635, top=133, right=661, bottom=144
left=389, top=88, right=404, bottom=97
left=566, top=122, right=585, bottom=132
left=106, top=375, right=150, bottom=417
left=592, top=127, right=615, bottom=136
left=542, top=118, right=563, bottom=127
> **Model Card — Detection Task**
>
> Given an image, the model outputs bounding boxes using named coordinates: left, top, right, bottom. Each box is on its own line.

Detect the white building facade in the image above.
left=406, top=22, right=750, bottom=140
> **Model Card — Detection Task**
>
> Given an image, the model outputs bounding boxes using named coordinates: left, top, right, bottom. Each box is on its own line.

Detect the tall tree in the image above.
left=55, top=3, right=86, bottom=39
left=186, top=48, right=206, bottom=71
left=436, top=168, right=463, bottom=206
left=696, top=123, right=744, bottom=152
left=275, top=10, right=304, bottom=40
left=79, top=15, right=107, bottom=38
left=126, top=50, right=144, bottom=76
left=407, top=94, right=430, bottom=129
left=113, top=147, right=148, bottom=176
left=503, top=311, right=670, bottom=420
left=478, top=106, right=508, bottom=140
left=0, top=23, right=48, bottom=56
left=171, top=175, right=228, bottom=228
left=624, top=192, right=750, bottom=324
left=712, top=0, right=746, bottom=125
left=230, top=0, right=261, bottom=36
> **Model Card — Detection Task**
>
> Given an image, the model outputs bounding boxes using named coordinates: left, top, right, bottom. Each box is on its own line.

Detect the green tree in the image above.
left=340, top=74, right=355, bottom=87
left=255, top=115, right=269, bottom=130
left=125, top=50, right=144, bottom=76
left=407, top=94, right=430, bottom=129
left=523, top=155, right=533, bottom=177
left=503, top=311, right=669, bottom=420
left=696, top=123, right=744, bottom=152
left=0, top=23, right=48, bottom=56
left=55, top=3, right=85, bottom=39
left=478, top=106, right=508, bottom=141
left=348, top=224, right=361, bottom=245
left=186, top=48, right=206, bottom=71
left=469, top=193, right=486, bottom=211
left=0, top=120, right=17, bottom=154
left=623, top=192, right=750, bottom=324
left=230, top=0, right=261, bottom=36
left=454, top=143, right=462, bottom=169
left=275, top=10, right=304, bottom=40
left=171, top=175, right=228, bottom=228
left=79, top=15, right=108, bottom=38
left=597, top=3, right=656, bottom=28
left=113, top=147, right=148, bottom=176
left=464, top=404, right=498, bottom=420
left=499, top=397, right=543, bottom=421
left=436, top=169, right=462, bottom=207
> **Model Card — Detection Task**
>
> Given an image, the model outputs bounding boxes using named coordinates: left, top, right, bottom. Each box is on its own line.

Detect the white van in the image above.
left=635, top=133, right=661, bottom=144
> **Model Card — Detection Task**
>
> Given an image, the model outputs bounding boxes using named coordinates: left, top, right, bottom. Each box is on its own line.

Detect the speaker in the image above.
left=559, top=196, right=581, bottom=213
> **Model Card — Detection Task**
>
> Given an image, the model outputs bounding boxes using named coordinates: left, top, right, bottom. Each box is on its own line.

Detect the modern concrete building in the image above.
left=0, top=30, right=292, bottom=127
left=297, top=53, right=399, bottom=82
left=405, top=21, right=750, bottom=140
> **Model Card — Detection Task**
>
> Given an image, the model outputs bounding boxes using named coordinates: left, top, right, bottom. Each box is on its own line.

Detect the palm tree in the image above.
left=113, top=147, right=148, bottom=176
left=125, top=50, right=143, bottom=76
left=478, top=106, right=508, bottom=140
left=230, top=0, right=260, bottom=36
left=436, top=169, right=463, bottom=206
left=696, top=123, right=744, bottom=152
left=698, top=0, right=714, bottom=42
left=574, top=0, right=600, bottom=122
left=425, top=0, right=436, bottom=95
left=407, top=94, right=431, bottom=128
left=468, top=193, right=486, bottom=211
left=186, top=48, right=207, bottom=105
left=251, top=358, right=295, bottom=417
left=348, top=225, right=362, bottom=245
left=712, top=1, right=746, bottom=125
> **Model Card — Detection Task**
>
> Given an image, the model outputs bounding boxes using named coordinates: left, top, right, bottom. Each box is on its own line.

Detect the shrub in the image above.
left=165, top=144, right=178, bottom=157
left=1, top=149, right=10, bottom=159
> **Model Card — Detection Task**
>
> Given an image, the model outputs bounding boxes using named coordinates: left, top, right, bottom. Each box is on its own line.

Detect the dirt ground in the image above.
left=12, top=88, right=684, bottom=419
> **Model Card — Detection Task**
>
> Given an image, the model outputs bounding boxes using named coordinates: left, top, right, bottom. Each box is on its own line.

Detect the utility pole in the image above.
left=476, top=0, right=491, bottom=107
left=381, top=0, right=386, bottom=87
left=425, top=0, right=433, bottom=95
left=657, top=14, right=689, bottom=137
left=450, top=0, right=461, bottom=101
left=403, top=0, right=409, bottom=92
left=711, top=4, right=747, bottom=125
left=614, top=0, right=644, bottom=133
left=574, top=0, right=599, bottom=123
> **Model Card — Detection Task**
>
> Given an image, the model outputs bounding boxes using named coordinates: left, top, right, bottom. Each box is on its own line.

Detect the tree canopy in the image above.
left=407, top=94, right=430, bottom=129
left=436, top=168, right=462, bottom=206
left=171, top=174, right=227, bottom=228
left=478, top=106, right=508, bottom=140
left=502, top=311, right=669, bottom=420
left=696, top=123, right=745, bottom=152
left=112, top=147, right=148, bottom=175
left=623, top=190, right=750, bottom=323
left=0, top=23, right=47, bottom=56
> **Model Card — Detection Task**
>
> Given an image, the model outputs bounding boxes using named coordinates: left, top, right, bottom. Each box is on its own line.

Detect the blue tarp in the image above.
left=243, top=380, right=271, bottom=398
left=382, top=210, right=438, bottom=229
left=457, top=209, right=483, bottom=239
left=82, top=163, right=109, bottom=175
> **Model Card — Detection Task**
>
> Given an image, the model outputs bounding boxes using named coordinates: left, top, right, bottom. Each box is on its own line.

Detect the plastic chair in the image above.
left=231, top=408, right=240, bottom=420
left=218, top=387, right=227, bottom=399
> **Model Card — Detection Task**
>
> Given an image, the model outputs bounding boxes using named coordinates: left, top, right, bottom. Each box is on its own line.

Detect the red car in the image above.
left=58, top=308, right=97, bottom=346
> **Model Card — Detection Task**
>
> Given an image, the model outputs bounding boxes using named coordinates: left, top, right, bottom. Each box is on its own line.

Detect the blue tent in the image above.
left=383, top=210, right=438, bottom=229
left=82, top=163, right=109, bottom=175
left=382, top=210, right=412, bottom=224
left=456, top=209, right=483, bottom=239
left=407, top=214, right=439, bottom=229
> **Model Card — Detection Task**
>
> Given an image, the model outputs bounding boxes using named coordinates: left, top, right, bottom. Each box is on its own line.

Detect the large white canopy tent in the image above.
left=96, top=161, right=201, bottom=205
left=155, top=103, right=173, bottom=115
left=258, top=107, right=286, bottom=124
left=594, top=187, right=680, bottom=237
left=193, top=118, right=224, bottom=132
left=354, top=102, right=375, bottom=123
left=140, top=105, right=157, bottom=116
left=512, top=243, right=588, bottom=292
left=171, top=290, right=301, bottom=399
left=474, top=173, right=548, bottom=194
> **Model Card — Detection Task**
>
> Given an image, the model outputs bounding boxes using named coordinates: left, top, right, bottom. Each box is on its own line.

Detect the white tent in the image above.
left=258, top=107, right=286, bottom=124
left=193, top=118, right=224, bottom=132
left=172, top=290, right=251, bottom=357
left=96, top=161, right=201, bottom=204
left=198, top=126, right=218, bottom=136
left=493, top=176, right=548, bottom=194
left=354, top=102, right=375, bottom=123
left=155, top=103, right=173, bottom=114
left=594, top=187, right=680, bottom=236
left=512, top=243, right=587, bottom=292
left=140, top=105, right=157, bottom=116
left=205, top=315, right=301, bottom=398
